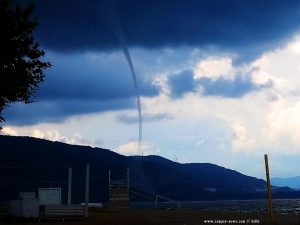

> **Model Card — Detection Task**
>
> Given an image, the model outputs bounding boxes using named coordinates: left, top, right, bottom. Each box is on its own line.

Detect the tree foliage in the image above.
left=0, top=0, right=51, bottom=127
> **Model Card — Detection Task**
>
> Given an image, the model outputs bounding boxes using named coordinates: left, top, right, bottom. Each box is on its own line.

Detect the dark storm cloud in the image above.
left=2, top=51, right=159, bottom=125
left=37, top=52, right=158, bottom=101
left=198, top=76, right=272, bottom=98
left=3, top=99, right=134, bottom=125
left=168, top=70, right=272, bottom=98
left=169, top=70, right=195, bottom=98
left=21, top=0, right=300, bottom=60
left=4, top=0, right=295, bottom=126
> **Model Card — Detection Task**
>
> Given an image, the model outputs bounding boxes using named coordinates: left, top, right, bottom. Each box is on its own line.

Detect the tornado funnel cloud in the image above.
left=107, top=8, right=142, bottom=154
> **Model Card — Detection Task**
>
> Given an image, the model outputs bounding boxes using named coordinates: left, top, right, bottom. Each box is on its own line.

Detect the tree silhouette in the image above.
left=0, top=0, right=51, bottom=129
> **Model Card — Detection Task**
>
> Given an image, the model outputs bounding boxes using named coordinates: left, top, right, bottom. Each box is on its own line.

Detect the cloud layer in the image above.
left=3, top=51, right=159, bottom=125
left=168, top=68, right=271, bottom=98
left=19, top=0, right=300, bottom=61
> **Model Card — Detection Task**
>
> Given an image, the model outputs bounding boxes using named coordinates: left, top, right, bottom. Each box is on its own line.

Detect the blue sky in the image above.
left=2, top=0, right=300, bottom=178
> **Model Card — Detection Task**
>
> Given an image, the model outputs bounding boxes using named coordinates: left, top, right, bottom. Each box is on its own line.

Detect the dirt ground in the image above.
left=1, top=208, right=300, bottom=225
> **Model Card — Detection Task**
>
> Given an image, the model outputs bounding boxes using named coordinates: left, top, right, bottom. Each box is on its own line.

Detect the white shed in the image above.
left=9, top=192, right=39, bottom=218
left=38, top=188, right=61, bottom=205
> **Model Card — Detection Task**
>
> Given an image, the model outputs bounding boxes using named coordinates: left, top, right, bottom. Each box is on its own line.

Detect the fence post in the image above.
left=127, top=168, right=130, bottom=189
left=85, top=164, right=90, bottom=217
left=68, top=167, right=72, bottom=205
left=108, top=170, right=111, bottom=189
left=264, top=154, right=274, bottom=224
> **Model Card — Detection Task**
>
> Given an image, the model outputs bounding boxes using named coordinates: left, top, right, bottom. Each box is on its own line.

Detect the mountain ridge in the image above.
left=271, top=176, right=300, bottom=190
left=0, top=135, right=299, bottom=203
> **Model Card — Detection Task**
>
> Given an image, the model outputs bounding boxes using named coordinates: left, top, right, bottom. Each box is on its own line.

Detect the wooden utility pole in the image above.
left=264, top=154, right=274, bottom=224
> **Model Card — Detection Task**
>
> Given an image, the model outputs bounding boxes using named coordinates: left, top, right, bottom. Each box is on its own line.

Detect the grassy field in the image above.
left=1, top=208, right=300, bottom=225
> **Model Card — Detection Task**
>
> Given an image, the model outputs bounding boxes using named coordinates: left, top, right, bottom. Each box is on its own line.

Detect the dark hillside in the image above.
left=0, top=135, right=298, bottom=203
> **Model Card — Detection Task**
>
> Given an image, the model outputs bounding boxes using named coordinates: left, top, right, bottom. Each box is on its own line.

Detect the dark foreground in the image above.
left=1, top=209, right=300, bottom=225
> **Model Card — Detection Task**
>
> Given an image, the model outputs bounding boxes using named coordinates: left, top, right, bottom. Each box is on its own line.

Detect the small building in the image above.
left=9, top=192, right=39, bottom=218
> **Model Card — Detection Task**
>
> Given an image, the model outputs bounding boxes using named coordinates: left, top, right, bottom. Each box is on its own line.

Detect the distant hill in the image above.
left=0, top=135, right=299, bottom=203
left=271, top=176, right=300, bottom=190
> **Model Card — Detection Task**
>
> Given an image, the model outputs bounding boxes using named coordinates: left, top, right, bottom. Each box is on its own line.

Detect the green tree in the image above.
left=0, top=0, right=51, bottom=129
